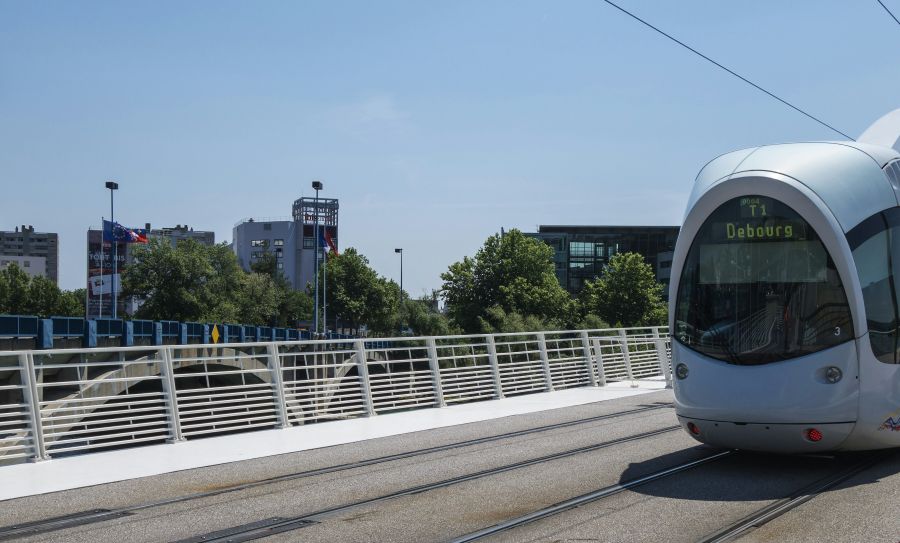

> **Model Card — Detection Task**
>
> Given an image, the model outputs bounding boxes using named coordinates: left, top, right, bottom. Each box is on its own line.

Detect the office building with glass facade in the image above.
left=525, top=225, right=679, bottom=296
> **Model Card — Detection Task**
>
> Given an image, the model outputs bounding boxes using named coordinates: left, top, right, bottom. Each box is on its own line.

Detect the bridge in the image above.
left=0, top=327, right=898, bottom=542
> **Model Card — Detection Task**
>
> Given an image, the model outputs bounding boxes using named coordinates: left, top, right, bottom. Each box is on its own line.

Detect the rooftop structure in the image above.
left=147, top=224, right=215, bottom=247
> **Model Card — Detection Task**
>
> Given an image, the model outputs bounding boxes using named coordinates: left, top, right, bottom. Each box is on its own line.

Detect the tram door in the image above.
left=849, top=210, right=900, bottom=445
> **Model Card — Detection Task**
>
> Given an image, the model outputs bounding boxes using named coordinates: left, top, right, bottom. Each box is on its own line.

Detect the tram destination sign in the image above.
left=713, top=196, right=807, bottom=242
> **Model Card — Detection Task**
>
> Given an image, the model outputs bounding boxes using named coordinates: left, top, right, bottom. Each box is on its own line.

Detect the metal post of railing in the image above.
left=354, top=340, right=376, bottom=416
left=20, top=352, right=48, bottom=461
left=590, top=338, right=607, bottom=387
left=579, top=331, right=598, bottom=387
left=618, top=329, right=638, bottom=388
left=485, top=335, right=504, bottom=399
left=426, top=337, right=446, bottom=407
left=267, top=343, right=289, bottom=428
left=536, top=332, right=553, bottom=391
left=652, top=327, right=673, bottom=389
left=158, top=347, right=184, bottom=442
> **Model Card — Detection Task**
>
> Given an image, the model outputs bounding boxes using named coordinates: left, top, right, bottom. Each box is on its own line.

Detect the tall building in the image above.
left=232, top=197, right=339, bottom=291
left=0, top=225, right=59, bottom=283
left=525, top=225, right=679, bottom=296
left=0, top=255, right=47, bottom=279
left=147, top=224, right=215, bottom=247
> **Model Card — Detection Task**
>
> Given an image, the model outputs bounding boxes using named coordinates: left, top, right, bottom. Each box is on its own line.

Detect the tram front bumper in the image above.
left=677, top=416, right=855, bottom=453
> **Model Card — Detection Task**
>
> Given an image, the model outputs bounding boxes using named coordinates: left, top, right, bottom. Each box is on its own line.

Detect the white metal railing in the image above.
left=0, top=326, right=671, bottom=465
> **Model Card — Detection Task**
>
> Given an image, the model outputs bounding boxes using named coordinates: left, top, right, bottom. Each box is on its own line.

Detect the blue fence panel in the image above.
left=0, top=315, right=39, bottom=337
left=183, top=322, right=206, bottom=343
left=159, top=320, right=179, bottom=339
left=51, top=317, right=85, bottom=338
left=96, top=319, right=124, bottom=337
left=0, top=314, right=359, bottom=347
left=132, top=320, right=156, bottom=338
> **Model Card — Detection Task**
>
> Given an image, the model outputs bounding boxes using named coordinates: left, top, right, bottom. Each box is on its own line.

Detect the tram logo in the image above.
left=878, top=413, right=900, bottom=432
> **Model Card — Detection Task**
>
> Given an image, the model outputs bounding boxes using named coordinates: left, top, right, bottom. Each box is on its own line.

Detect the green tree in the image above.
left=1, top=264, right=33, bottom=314
left=250, top=248, right=312, bottom=326
left=321, top=248, right=402, bottom=335
left=26, top=276, right=62, bottom=317
left=0, top=264, right=84, bottom=317
left=123, top=239, right=246, bottom=322
left=57, top=288, right=86, bottom=317
left=441, top=229, right=574, bottom=333
left=476, top=305, right=548, bottom=334
left=403, top=291, right=455, bottom=336
left=580, top=252, right=667, bottom=327
left=278, top=289, right=313, bottom=327
left=237, top=273, right=281, bottom=325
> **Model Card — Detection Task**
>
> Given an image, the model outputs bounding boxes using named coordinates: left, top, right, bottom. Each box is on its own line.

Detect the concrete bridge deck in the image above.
left=1, top=378, right=899, bottom=543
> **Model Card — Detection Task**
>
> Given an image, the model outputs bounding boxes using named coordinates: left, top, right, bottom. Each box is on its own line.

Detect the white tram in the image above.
left=672, top=110, right=900, bottom=453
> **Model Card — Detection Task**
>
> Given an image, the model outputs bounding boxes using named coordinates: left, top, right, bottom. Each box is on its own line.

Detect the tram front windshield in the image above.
left=674, top=196, right=853, bottom=365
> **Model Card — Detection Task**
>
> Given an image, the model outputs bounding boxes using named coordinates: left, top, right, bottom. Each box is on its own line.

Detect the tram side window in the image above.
left=849, top=211, right=900, bottom=364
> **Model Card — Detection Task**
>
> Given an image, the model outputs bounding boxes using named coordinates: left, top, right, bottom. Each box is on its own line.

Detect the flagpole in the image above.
left=99, top=219, right=104, bottom=319
left=111, top=189, right=117, bottom=319
left=323, top=246, right=327, bottom=337
left=105, top=181, right=119, bottom=319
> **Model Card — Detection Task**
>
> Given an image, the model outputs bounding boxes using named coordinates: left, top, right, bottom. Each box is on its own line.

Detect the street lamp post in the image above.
left=312, top=180, right=323, bottom=337
left=105, top=181, right=119, bottom=319
left=395, top=248, right=403, bottom=333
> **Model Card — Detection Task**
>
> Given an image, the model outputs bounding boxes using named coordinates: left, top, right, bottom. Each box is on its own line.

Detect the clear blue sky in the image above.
left=2, top=1, right=899, bottom=295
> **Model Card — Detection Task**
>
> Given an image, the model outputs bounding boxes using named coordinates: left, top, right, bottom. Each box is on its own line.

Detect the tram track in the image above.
left=447, top=450, right=734, bottom=543
left=166, top=425, right=683, bottom=543
left=697, top=451, right=893, bottom=543
left=447, top=450, right=894, bottom=543
left=0, top=402, right=673, bottom=541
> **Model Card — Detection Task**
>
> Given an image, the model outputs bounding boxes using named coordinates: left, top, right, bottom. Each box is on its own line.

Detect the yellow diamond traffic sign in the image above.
left=211, top=324, right=220, bottom=344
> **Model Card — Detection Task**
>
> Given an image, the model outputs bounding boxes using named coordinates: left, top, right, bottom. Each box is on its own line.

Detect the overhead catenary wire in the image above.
left=877, top=0, right=900, bottom=27
left=601, top=0, right=854, bottom=140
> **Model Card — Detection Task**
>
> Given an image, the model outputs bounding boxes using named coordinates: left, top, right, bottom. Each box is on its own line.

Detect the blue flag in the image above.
left=103, top=220, right=149, bottom=243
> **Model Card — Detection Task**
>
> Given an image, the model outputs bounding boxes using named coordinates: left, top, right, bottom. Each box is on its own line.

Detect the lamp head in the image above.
left=105, top=181, right=119, bottom=190
left=395, top=248, right=402, bottom=253
left=311, top=180, right=323, bottom=191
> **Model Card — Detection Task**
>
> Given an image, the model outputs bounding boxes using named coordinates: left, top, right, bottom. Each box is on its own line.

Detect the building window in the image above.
left=569, top=241, right=594, bottom=257
left=251, top=239, right=269, bottom=247
left=277, top=262, right=283, bottom=269
left=303, top=238, right=315, bottom=249
left=273, top=239, right=284, bottom=246
left=275, top=248, right=283, bottom=258
left=23, top=261, right=29, bottom=268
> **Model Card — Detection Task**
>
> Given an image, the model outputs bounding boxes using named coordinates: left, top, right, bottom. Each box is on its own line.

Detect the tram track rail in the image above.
left=697, top=451, right=893, bottom=543
left=448, top=450, right=735, bottom=543
left=0, top=402, right=673, bottom=541
left=167, top=425, right=683, bottom=543
left=448, top=450, right=893, bottom=543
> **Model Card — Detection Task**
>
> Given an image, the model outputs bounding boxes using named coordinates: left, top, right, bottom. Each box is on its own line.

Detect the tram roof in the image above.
left=690, top=141, right=900, bottom=233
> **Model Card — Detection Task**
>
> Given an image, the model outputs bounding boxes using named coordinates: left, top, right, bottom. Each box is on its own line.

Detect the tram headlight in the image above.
left=825, top=366, right=842, bottom=384
left=675, top=363, right=689, bottom=380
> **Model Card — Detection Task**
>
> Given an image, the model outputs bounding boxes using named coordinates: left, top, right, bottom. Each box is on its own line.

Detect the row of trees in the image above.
left=441, top=230, right=666, bottom=334
left=0, top=264, right=84, bottom=317
left=1, top=228, right=666, bottom=336
left=122, top=239, right=312, bottom=326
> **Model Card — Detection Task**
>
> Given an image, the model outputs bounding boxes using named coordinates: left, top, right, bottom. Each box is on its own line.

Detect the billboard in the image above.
left=86, top=229, right=128, bottom=319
